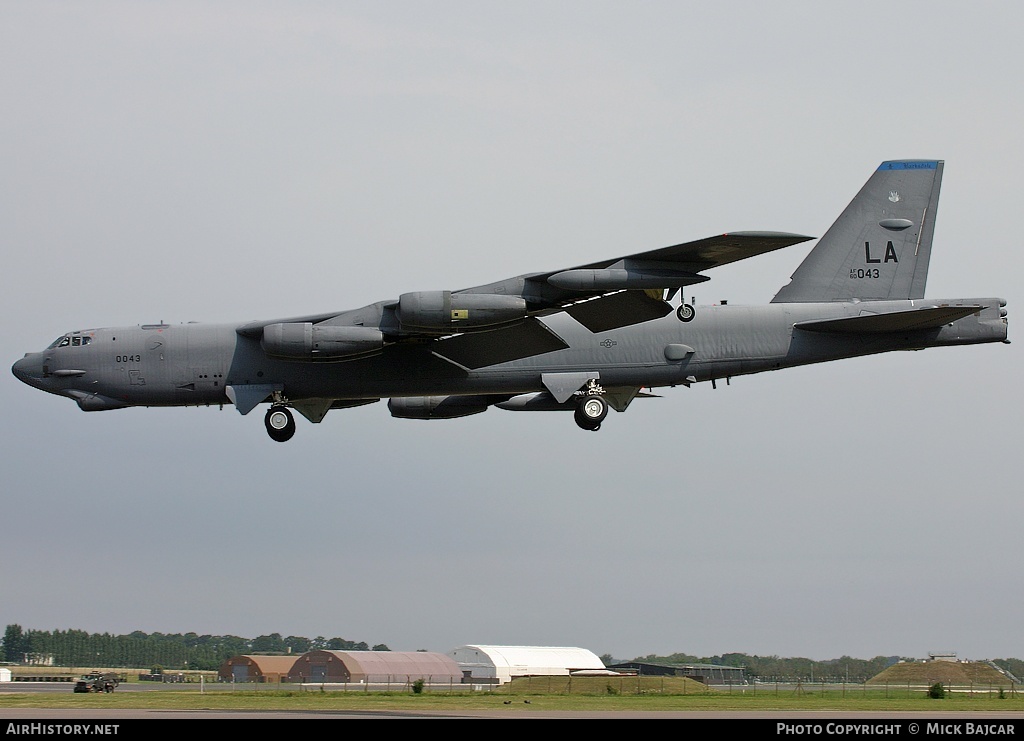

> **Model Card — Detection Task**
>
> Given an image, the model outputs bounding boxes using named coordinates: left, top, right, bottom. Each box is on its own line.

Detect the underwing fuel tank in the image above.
left=387, top=395, right=492, bottom=419
left=261, top=323, right=383, bottom=359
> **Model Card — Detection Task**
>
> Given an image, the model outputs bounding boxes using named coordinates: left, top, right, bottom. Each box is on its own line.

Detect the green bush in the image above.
left=411, top=678, right=425, bottom=695
left=927, top=682, right=945, bottom=699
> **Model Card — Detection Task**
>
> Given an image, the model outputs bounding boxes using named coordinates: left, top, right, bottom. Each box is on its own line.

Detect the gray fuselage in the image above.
left=12, top=297, right=1008, bottom=412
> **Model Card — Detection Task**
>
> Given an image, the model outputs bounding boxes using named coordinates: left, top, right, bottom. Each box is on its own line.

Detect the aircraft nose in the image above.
left=12, top=353, right=44, bottom=388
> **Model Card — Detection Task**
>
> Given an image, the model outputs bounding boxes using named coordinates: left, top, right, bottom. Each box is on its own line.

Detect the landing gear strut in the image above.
left=265, top=405, right=296, bottom=442
left=574, top=380, right=609, bottom=432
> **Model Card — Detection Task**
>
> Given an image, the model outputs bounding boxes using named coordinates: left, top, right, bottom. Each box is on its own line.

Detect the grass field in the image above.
left=2, top=676, right=1022, bottom=714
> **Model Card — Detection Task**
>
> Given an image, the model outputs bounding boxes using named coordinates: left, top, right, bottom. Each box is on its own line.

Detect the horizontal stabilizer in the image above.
left=794, top=305, right=981, bottom=334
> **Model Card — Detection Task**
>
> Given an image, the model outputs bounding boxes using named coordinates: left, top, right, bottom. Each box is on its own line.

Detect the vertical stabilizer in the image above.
left=772, top=160, right=943, bottom=303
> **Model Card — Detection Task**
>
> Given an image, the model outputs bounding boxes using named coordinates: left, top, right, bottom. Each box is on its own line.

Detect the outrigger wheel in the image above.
left=265, top=405, right=296, bottom=442
left=574, top=395, right=609, bottom=432
left=676, top=303, right=696, bottom=322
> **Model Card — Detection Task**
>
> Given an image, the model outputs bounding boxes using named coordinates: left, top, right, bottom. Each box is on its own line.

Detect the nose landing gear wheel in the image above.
left=265, top=406, right=296, bottom=442
left=574, top=395, right=608, bottom=431
left=676, top=303, right=696, bottom=322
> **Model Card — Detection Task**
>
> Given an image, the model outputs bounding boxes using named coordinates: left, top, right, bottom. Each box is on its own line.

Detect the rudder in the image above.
left=772, top=160, right=943, bottom=303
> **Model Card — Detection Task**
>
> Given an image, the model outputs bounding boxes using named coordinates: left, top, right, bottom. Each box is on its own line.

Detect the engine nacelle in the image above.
left=261, top=323, right=383, bottom=359
left=387, top=395, right=491, bottom=420
left=396, top=291, right=527, bottom=333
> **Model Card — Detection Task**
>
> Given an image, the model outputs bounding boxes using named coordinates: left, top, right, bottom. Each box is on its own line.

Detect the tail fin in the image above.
left=771, top=160, right=943, bottom=303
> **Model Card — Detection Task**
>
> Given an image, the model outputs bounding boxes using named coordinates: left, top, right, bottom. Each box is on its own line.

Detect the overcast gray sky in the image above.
left=2, top=1, right=1020, bottom=662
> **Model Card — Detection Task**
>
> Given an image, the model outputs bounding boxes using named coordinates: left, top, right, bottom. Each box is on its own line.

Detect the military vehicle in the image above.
left=73, top=671, right=119, bottom=693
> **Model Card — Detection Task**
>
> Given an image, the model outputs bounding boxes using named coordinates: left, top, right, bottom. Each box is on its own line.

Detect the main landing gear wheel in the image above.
left=676, top=303, right=696, bottom=322
left=265, top=406, right=296, bottom=442
left=574, top=395, right=609, bottom=432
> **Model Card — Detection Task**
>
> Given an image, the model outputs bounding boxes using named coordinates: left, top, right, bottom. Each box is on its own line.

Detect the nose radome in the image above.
left=12, top=353, right=42, bottom=385
left=12, top=355, right=30, bottom=382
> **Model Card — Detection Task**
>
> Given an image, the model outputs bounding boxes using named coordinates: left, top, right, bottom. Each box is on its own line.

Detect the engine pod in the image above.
left=262, top=323, right=384, bottom=359
left=397, top=291, right=527, bottom=333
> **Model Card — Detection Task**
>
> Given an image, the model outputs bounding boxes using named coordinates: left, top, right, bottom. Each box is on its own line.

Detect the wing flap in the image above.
left=795, top=305, right=982, bottom=334
left=564, top=290, right=673, bottom=332
left=432, top=317, right=569, bottom=370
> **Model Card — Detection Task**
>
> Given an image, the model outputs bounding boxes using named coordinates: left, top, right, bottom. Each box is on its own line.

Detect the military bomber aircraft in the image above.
left=12, top=160, right=1009, bottom=441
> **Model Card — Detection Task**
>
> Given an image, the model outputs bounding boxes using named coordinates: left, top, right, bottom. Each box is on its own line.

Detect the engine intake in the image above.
left=262, top=323, right=383, bottom=359
left=397, top=291, right=527, bottom=333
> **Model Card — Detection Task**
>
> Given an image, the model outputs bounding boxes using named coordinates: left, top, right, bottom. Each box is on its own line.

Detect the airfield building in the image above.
left=287, top=650, right=462, bottom=685
left=218, top=655, right=297, bottom=683
left=448, top=645, right=605, bottom=685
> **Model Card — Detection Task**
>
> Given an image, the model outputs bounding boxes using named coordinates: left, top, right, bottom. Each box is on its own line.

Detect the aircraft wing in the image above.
left=237, top=231, right=813, bottom=357
left=236, top=311, right=356, bottom=339
left=552, top=231, right=813, bottom=275
left=523, top=231, right=813, bottom=298
left=439, top=230, right=814, bottom=323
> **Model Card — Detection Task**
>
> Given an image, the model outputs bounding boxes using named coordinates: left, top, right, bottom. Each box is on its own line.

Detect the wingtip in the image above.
left=877, top=160, right=942, bottom=171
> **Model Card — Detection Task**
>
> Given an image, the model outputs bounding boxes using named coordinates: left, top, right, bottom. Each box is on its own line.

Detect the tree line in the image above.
left=2, top=625, right=389, bottom=671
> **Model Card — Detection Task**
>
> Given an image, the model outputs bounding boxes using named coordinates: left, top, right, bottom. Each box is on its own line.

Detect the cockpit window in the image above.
left=49, top=334, right=91, bottom=348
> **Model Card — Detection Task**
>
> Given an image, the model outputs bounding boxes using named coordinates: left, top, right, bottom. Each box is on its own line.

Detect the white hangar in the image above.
left=448, top=645, right=604, bottom=685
